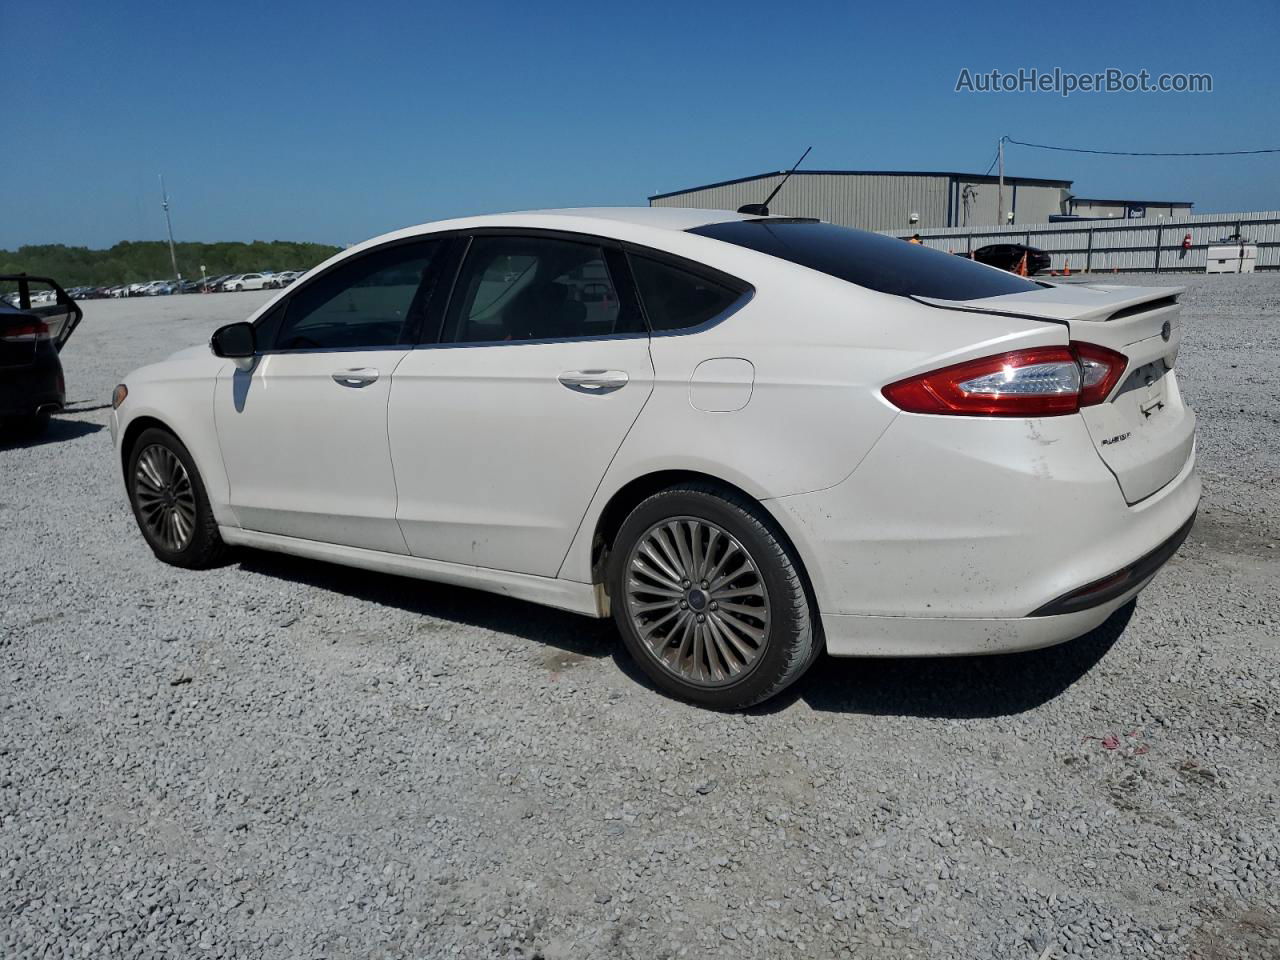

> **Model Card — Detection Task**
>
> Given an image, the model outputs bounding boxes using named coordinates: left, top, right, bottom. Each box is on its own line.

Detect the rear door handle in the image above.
left=558, top=370, right=629, bottom=394
left=332, top=367, right=379, bottom=387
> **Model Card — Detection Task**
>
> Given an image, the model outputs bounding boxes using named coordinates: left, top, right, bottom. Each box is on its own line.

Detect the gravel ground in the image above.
left=2, top=275, right=1278, bottom=960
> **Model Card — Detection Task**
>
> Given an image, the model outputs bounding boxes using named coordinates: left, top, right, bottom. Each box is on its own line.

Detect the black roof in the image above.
left=649, top=169, right=1073, bottom=201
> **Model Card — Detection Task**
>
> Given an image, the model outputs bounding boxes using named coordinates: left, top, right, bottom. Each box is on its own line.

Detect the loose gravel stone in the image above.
left=1, top=276, right=1278, bottom=958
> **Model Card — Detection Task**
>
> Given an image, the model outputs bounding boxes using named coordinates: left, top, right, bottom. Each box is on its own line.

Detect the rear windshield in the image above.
left=688, top=220, right=1042, bottom=301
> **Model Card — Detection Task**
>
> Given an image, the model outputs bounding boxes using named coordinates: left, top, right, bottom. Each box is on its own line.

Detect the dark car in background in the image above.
left=1, top=275, right=82, bottom=438
left=971, top=243, right=1051, bottom=275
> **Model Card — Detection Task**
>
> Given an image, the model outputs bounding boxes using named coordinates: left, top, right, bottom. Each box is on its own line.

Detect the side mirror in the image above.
left=211, top=322, right=256, bottom=359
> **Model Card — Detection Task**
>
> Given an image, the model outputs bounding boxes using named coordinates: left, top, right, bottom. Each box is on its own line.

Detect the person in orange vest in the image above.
left=1181, top=232, right=1192, bottom=258
left=907, top=234, right=922, bottom=244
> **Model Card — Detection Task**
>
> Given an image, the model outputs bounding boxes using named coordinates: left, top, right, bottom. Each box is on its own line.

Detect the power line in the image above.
left=1004, top=136, right=1280, bottom=157
left=982, top=147, right=1000, bottom=176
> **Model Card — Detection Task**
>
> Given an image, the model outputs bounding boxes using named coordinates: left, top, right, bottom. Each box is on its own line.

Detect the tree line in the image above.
left=0, top=240, right=343, bottom=287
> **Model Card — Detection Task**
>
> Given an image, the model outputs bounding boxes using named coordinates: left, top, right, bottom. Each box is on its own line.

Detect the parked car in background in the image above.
left=226, top=273, right=269, bottom=291
left=111, top=208, right=1198, bottom=709
left=971, top=243, right=1051, bottom=275
left=1, top=275, right=82, bottom=438
left=265, top=271, right=300, bottom=289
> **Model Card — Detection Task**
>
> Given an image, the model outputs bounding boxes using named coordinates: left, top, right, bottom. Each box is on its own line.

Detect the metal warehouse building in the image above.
left=649, top=170, right=1073, bottom=232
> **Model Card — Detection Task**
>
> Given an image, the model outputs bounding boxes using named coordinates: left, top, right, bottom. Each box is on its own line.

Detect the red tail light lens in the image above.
left=0, top=319, right=51, bottom=342
left=883, top=342, right=1128, bottom=417
left=1073, top=341, right=1128, bottom=406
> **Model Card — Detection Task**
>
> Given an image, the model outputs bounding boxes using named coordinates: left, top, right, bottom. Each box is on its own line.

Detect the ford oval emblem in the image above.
left=1161, top=320, right=1172, bottom=342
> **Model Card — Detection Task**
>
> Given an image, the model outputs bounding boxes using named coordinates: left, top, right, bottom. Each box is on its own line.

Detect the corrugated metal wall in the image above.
left=900, top=210, right=1280, bottom=272
left=650, top=174, right=951, bottom=231
left=651, top=173, right=1068, bottom=231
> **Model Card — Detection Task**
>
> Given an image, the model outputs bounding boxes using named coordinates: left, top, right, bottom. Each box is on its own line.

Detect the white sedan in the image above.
left=225, top=273, right=271, bottom=291
left=110, top=208, right=1199, bottom=708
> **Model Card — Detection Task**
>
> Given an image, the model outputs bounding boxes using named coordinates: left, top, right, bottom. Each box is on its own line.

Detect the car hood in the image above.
left=125, top=342, right=224, bottom=385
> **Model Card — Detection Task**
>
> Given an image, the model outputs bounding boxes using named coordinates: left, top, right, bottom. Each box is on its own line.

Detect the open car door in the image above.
left=0, top=275, right=83, bottom=351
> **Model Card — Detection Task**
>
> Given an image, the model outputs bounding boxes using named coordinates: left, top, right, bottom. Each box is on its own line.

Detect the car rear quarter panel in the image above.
left=556, top=254, right=1072, bottom=586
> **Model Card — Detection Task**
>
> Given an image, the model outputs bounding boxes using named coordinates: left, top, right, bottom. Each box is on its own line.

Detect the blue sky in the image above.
left=4, top=0, right=1278, bottom=248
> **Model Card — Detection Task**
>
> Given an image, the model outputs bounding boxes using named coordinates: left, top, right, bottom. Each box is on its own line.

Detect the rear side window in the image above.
left=444, top=235, right=643, bottom=343
left=688, top=220, right=1041, bottom=301
left=629, top=255, right=745, bottom=332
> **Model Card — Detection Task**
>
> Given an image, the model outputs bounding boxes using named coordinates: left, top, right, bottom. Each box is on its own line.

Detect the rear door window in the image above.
left=443, top=235, right=643, bottom=343
left=628, top=255, right=746, bottom=332
left=688, top=220, right=1041, bottom=301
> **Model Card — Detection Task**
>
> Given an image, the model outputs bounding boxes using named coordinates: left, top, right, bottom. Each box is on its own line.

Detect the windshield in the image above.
left=688, top=220, right=1043, bottom=301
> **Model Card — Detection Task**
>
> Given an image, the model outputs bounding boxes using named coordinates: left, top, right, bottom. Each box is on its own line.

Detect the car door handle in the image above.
left=332, top=367, right=379, bottom=387
left=558, top=370, right=629, bottom=394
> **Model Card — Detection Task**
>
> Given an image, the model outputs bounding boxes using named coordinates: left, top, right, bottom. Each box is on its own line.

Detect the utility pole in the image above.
left=160, top=174, right=182, bottom=282
left=993, top=136, right=1003, bottom=229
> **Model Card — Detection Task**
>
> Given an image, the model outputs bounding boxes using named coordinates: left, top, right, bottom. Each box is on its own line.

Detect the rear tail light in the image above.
left=1073, top=341, right=1128, bottom=406
left=883, top=342, right=1127, bottom=417
left=0, top=319, right=51, bottom=342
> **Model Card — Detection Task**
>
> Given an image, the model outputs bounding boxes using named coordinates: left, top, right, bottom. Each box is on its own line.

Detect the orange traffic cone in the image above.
left=1016, top=252, right=1028, bottom=277
left=1063, top=259, right=1070, bottom=277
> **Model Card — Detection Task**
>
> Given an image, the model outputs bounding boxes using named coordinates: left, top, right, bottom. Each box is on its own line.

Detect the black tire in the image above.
left=126, top=427, right=229, bottom=569
left=608, top=482, right=820, bottom=710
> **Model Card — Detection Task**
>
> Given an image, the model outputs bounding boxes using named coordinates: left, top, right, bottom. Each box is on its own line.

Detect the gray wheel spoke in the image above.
left=666, top=522, right=695, bottom=579
left=707, top=614, right=753, bottom=663
left=697, top=528, right=721, bottom=580
left=711, top=583, right=766, bottom=601
left=715, top=611, right=766, bottom=645
left=636, top=543, right=682, bottom=587
left=714, top=599, right=766, bottom=618
left=703, top=542, right=740, bottom=586
left=627, top=577, right=684, bottom=599
left=625, top=515, right=770, bottom=689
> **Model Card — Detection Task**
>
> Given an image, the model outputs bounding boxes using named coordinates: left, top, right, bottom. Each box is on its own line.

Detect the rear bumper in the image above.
left=821, top=583, right=1144, bottom=657
left=0, top=352, right=64, bottom=418
left=766, top=411, right=1199, bottom=654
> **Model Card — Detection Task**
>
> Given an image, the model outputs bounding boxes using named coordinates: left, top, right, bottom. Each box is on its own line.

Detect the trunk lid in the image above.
left=918, top=282, right=1195, bottom=504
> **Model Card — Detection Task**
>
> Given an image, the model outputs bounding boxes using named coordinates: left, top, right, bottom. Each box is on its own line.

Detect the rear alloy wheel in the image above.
left=609, top=483, right=819, bottom=709
left=127, top=427, right=228, bottom=569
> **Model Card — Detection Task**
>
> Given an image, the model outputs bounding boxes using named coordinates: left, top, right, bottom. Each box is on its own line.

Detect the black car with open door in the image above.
left=1, top=275, right=83, bottom=438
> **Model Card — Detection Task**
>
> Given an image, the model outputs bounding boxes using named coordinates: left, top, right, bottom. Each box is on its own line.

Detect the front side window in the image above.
left=629, top=255, right=745, bottom=332
left=688, top=220, right=1042, bottom=301
left=270, top=240, right=441, bottom=351
left=444, top=235, right=640, bottom=343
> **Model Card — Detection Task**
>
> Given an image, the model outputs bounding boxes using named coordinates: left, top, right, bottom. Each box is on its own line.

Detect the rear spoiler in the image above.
left=913, top=282, right=1185, bottom=325
left=0, top=274, right=83, bottom=351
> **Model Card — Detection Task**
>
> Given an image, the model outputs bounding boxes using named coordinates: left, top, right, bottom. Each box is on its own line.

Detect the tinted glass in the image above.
left=445, top=236, right=639, bottom=343
left=688, top=220, right=1041, bottom=301
left=272, top=240, right=441, bottom=351
left=629, top=255, right=744, bottom=332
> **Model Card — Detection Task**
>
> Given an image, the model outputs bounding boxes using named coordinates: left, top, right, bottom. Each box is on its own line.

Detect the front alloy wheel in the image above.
left=133, top=443, right=198, bottom=552
left=126, top=427, right=228, bottom=569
